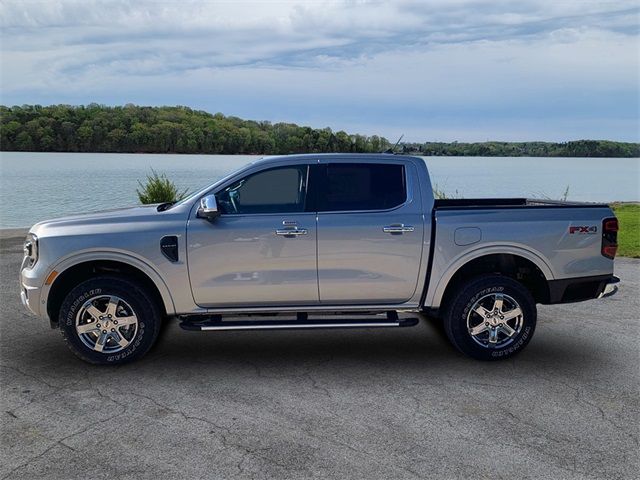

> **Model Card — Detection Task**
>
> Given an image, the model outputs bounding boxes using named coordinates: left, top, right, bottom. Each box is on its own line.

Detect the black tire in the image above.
left=59, top=276, right=162, bottom=365
left=443, top=275, right=536, bottom=361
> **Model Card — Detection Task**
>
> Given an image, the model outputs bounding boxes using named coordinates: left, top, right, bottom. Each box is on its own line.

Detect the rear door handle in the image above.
left=275, top=228, right=308, bottom=236
left=383, top=224, right=415, bottom=234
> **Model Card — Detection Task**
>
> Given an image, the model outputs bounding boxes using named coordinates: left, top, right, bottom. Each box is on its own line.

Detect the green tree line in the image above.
left=1, top=104, right=638, bottom=157
left=0, top=104, right=389, bottom=154
left=402, top=140, right=640, bottom=158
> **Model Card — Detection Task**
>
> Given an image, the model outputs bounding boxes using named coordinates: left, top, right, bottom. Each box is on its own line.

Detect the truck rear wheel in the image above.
left=58, top=276, right=162, bottom=365
left=443, top=275, right=536, bottom=360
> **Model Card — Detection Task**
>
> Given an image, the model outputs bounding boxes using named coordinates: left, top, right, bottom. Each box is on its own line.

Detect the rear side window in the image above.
left=318, top=163, right=406, bottom=212
left=216, top=165, right=308, bottom=214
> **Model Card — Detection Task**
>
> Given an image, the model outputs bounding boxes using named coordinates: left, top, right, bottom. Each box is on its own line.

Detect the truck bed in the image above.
left=433, top=198, right=609, bottom=209
left=425, top=197, right=615, bottom=308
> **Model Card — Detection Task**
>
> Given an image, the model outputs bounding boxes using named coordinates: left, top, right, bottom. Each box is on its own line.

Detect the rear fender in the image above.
left=425, top=245, right=555, bottom=308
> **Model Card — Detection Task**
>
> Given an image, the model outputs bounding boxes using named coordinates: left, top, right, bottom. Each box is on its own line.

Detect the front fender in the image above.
left=44, top=249, right=177, bottom=319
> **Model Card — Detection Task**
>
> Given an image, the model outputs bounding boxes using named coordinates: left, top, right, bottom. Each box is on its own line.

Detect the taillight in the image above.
left=602, top=217, right=618, bottom=259
left=603, top=219, right=619, bottom=232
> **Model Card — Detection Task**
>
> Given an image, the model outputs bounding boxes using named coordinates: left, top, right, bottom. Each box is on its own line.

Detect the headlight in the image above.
left=23, top=233, right=38, bottom=267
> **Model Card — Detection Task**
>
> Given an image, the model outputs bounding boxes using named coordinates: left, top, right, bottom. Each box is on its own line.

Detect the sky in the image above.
left=1, top=0, right=639, bottom=142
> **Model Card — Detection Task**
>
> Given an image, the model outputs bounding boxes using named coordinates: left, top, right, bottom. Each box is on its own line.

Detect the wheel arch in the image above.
left=428, top=247, right=553, bottom=310
left=45, top=253, right=176, bottom=327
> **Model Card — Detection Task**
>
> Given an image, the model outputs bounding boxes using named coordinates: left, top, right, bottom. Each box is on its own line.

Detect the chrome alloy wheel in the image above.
left=75, top=295, right=139, bottom=353
left=466, top=293, right=524, bottom=348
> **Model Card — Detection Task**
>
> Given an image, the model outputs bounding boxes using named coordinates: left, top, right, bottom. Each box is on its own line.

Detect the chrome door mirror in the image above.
left=197, top=195, right=220, bottom=220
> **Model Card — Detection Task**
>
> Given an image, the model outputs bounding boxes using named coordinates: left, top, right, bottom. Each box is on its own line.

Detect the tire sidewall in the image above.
left=59, top=277, right=160, bottom=365
left=447, top=276, right=536, bottom=360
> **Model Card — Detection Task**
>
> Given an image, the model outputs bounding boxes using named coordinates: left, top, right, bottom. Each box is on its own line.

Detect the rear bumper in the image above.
left=597, top=276, right=620, bottom=299
left=547, top=275, right=619, bottom=304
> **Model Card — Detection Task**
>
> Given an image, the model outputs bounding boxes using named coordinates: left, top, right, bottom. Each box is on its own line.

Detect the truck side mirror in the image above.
left=197, top=195, right=220, bottom=220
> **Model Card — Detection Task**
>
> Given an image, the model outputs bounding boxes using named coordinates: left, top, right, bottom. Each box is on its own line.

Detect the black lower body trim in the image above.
left=546, top=274, right=616, bottom=304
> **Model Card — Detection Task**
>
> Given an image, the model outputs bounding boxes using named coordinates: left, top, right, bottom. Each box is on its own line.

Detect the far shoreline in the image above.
left=1, top=150, right=639, bottom=159
left=3, top=105, right=639, bottom=158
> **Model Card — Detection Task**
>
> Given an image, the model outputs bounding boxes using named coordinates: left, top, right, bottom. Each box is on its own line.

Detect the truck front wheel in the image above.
left=443, top=275, right=537, bottom=360
left=58, top=276, right=162, bottom=365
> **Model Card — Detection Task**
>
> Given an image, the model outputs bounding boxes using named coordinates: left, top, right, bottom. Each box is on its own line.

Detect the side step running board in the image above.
left=179, top=312, right=419, bottom=332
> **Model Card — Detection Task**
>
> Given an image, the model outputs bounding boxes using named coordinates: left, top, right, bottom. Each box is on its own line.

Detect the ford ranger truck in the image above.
left=20, top=154, right=620, bottom=364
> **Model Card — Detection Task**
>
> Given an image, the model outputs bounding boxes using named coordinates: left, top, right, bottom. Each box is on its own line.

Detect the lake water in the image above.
left=0, top=152, right=638, bottom=228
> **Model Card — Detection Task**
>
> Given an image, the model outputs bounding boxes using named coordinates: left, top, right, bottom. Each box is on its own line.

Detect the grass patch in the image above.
left=137, top=169, right=188, bottom=204
left=611, top=203, right=640, bottom=258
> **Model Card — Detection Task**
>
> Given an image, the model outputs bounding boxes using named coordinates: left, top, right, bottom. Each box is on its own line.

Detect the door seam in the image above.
left=315, top=214, right=321, bottom=302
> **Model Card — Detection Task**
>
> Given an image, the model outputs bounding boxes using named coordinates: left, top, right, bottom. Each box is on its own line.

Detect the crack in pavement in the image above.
left=1, top=396, right=128, bottom=480
left=0, top=364, right=60, bottom=389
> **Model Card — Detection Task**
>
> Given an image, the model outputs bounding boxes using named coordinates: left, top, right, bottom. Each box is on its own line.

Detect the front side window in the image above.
left=318, top=163, right=406, bottom=212
left=216, top=165, right=308, bottom=214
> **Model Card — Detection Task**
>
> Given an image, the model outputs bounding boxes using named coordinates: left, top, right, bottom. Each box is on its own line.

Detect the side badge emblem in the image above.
left=160, top=236, right=179, bottom=262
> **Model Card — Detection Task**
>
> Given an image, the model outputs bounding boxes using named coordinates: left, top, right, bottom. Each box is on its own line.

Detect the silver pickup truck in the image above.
left=20, top=154, right=620, bottom=364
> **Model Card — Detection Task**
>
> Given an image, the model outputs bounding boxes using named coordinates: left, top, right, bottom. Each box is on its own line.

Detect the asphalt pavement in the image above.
left=1, top=230, right=638, bottom=479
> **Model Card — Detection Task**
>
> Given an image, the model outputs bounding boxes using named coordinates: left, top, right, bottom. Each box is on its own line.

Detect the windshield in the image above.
left=169, top=161, right=258, bottom=208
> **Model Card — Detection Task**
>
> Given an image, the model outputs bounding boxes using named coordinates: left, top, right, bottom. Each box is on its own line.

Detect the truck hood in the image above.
left=30, top=204, right=168, bottom=236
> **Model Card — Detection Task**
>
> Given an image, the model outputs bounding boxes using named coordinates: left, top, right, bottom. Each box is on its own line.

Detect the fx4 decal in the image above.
left=569, top=225, right=598, bottom=234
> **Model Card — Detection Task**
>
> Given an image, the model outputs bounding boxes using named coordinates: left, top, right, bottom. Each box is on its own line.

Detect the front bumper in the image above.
left=20, top=283, right=42, bottom=316
left=20, top=262, right=44, bottom=317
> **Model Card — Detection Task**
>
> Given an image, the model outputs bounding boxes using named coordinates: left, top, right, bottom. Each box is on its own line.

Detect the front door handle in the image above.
left=275, top=228, right=308, bottom=236
left=383, top=224, right=415, bottom=234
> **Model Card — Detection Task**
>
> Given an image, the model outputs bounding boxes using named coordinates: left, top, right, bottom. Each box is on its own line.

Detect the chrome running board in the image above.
left=179, top=311, right=419, bottom=332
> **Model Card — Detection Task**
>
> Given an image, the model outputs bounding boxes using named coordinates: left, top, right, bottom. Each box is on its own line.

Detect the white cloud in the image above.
left=1, top=0, right=638, bottom=141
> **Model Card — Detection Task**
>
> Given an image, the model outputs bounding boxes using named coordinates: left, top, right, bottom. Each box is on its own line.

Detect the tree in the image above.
left=14, top=131, right=34, bottom=150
